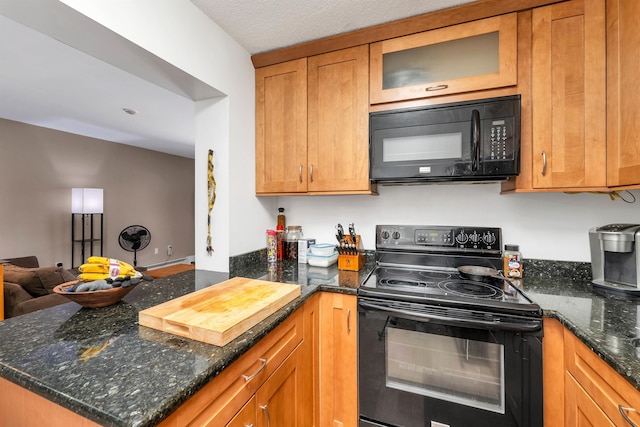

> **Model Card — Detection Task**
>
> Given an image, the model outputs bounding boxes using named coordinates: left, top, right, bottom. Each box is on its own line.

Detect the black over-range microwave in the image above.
left=369, top=95, right=521, bottom=183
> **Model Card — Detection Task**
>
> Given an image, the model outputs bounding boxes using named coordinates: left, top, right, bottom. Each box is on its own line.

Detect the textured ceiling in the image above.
left=190, top=0, right=477, bottom=55
left=1, top=0, right=477, bottom=158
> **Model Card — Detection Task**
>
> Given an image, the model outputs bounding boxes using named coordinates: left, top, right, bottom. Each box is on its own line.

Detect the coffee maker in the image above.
left=589, top=224, right=640, bottom=295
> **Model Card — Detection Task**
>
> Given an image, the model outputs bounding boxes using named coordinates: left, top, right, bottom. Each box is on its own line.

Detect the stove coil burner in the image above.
left=417, top=270, right=452, bottom=280
left=439, top=280, right=505, bottom=299
left=378, top=278, right=438, bottom=289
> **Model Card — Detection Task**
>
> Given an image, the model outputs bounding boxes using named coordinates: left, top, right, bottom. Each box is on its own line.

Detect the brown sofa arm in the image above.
left=4, top=281, right=35, bottom=318
left=13, top=293, right=69, bottom=318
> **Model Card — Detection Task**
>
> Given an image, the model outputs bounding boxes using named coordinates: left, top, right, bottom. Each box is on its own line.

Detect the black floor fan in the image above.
left=118, top=225, right=151, bottom=268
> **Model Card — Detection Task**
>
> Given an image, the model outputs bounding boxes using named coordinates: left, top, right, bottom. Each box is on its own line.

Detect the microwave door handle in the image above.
left=471, top=109, right=480, bottom=172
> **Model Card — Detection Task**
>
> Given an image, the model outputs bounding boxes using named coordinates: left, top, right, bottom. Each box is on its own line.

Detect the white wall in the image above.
left=276, top=184, right=640, bottom=262
left=55, top=0, right=276, bottom=271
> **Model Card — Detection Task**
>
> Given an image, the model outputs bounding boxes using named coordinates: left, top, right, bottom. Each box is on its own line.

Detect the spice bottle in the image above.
left=276, top=225, right=285, bottom=260
left=277, top=208, right=286, bottom=229
left=284, top=225, right=303, bottom=260
left=266, top=229, right=277, bottom=263
left=503, top=244, right=523, bottom=278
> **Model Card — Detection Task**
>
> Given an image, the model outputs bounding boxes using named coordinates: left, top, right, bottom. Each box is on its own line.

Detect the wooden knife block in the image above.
left=338, top=235, right=366, bottom=271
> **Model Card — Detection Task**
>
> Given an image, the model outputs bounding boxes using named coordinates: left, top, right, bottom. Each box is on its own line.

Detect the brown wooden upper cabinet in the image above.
left=369, top=13, right=518, bottom=105
left=256, top=46, right=373, bottom=195
left=531, top=0, right=606, bottom=189
left=607, top=0, right=640, bottom=187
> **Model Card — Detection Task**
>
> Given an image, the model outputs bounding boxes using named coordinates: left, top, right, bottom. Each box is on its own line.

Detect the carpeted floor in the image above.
left=147, top=264, right=195, bottom=279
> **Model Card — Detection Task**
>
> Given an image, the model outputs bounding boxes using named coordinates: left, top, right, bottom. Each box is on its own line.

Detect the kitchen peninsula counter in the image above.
left=1, top=256, right=640, bottom=426
left=0, top=259, right=372, bottom=427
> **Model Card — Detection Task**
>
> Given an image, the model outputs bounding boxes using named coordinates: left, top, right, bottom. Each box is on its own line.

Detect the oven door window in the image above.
left=386, top=327, right=505, bottom=414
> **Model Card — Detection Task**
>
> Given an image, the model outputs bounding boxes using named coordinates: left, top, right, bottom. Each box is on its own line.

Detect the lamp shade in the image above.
left=72, top=188, right=103, bottom=214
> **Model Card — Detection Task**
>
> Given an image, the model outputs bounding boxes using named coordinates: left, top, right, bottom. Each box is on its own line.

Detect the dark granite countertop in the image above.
left=0, top=257, right=374, bottom=427
left=2, top=254, right=640, bottom=426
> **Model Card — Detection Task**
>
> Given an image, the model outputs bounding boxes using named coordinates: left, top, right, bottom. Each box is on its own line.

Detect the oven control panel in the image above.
left=376, top=225, right=502, bottom=253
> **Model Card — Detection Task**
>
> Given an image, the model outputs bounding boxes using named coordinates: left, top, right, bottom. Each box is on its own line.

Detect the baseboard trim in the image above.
left=145, top=256, right=193, bottom=270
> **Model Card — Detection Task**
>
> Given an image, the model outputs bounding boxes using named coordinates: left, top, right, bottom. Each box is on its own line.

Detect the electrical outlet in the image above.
left=167, top=245, right=173, bottom=256
left=154, top=248, right=158, bottom=255
left=56, top=262, right=63, bottom=268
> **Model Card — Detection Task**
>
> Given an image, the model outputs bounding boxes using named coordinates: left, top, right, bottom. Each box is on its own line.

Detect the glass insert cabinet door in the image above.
left=370, top=13, right=517, bottom=104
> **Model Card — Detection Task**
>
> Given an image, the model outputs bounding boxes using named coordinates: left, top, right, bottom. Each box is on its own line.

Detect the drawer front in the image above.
left=160, top=308, right=303, bottom=426
left=565, top=330, right=640, bottom=426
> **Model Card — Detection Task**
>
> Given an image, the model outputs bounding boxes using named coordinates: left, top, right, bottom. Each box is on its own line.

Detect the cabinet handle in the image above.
left=541, top=151, right=547, bottom=176
left=619, top=405, right=638, bottom=427
left=310, top=163, right=314, bottom=183
left=260, top=404, right=271, bottom=427
left=347, top=308, right=351, bottom=333
left=425, top=84, right=448, bottom=91
left=299, top=165, right=303, bottom=183
left=241, top=357, right=267, bottom=381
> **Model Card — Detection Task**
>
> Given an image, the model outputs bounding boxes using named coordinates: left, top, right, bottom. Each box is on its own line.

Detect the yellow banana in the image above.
left=87, top=256, right=136, bottom=272
left=79, top=262, right=136, bottom=276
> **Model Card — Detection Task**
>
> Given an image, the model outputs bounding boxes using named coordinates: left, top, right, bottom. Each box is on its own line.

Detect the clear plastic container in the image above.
left=266, top=229, right=277, bottom=263
left=284, top=226, right=303, bottom=260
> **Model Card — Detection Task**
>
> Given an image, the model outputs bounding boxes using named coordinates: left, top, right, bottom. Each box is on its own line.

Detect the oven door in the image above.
left=358, top=298, right=542, bottom=427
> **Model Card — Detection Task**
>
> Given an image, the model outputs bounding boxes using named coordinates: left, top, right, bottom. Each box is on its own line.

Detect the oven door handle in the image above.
left=358, top=300, right=541, bottom=332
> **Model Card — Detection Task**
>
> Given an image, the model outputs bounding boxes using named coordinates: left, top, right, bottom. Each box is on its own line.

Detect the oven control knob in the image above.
left=483, top=232, right=497, bottom=245
left=455, top=231, right=468, bottom=244
left=380, top=230, right=390, bottom=240
left=469, top=232, right=481, bottom=243
left=392, top=231, right=401, bottom=240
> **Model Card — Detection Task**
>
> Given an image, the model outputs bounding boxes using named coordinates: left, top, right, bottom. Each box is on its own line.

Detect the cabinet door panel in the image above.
left=370, top=13, right=517, bottom=104
left=532, top=0, right=606, bottom=188
left=607, top=0, right=640, bottom=186
left=256, top=345, right=305, bottom=426
left=226, top=397, right=256, bottom=427
left=256, top=59, right=308, bottom=194
left=308, top=46, right=370, bottom=192
left=319, top=293, right=358, bottom=427
left=565, top=373, right=616, bottom=427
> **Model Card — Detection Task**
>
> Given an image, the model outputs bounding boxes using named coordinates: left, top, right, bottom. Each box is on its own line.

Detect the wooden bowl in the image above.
left=53, top=281, right=138, bottom=308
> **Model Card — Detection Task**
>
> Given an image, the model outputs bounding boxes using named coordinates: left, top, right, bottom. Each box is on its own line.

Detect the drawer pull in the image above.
left=347, top=308, right=351, bottom=333
left=541, top=151, right=547, bottom=176
left=260, top=404, right=271, bottom=427
left=619, top=405, right=638, bottom=427
left=425, top=84, right=448, bottom=91
left=299, top=165, right=303, bottom=183
left=241, top=357, right=267, bottom=381
left=310, top=163, right=314, bottom=183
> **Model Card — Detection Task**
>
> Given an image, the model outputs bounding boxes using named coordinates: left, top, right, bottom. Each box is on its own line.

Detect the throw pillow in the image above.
left=38, top=268, right=78, bottom=294
left=2, top=265, right=75, bottom=297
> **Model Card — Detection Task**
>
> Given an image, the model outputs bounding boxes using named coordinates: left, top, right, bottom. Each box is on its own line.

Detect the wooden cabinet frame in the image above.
left=369, top=13, right=517, bottom=105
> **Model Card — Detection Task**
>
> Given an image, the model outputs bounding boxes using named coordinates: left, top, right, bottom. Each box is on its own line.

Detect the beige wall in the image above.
left=0, top=118, right=194, bottom=268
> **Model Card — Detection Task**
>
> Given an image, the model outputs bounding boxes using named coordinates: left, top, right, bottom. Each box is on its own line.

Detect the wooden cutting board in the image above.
left=139, top=277, right=301, bottom=346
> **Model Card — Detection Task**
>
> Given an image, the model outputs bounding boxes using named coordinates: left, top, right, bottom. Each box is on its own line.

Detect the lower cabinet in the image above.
left=227, top=345, right=306, bottom=427
left=162, top=292, right=358, bottom=427
left=544, top=318, right=640, bottom=427
left=319, top=292, right=358, bottom=427
left=159, top=307, right=304, bottom=426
